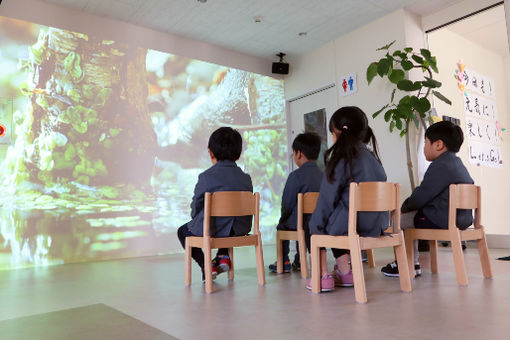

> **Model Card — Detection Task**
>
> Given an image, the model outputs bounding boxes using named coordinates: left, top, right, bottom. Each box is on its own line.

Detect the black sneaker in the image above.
left=292, top=261, right=301, bottom=272
left=381, top=261, right=421, bottom=277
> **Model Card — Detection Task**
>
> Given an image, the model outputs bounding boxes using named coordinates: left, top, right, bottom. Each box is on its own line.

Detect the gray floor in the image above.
left=1, top=244, right=509, bottom=340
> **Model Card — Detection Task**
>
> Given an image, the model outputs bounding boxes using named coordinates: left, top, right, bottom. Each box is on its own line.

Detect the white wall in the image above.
left=285, top=9, right=413, bottom=201
left=0, top=0, right=272, bottom=76
left=428, top=28, right=510, bottom=235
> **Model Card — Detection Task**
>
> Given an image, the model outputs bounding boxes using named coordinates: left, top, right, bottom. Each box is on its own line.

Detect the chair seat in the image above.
left=187, top=235, right=259, bottom=248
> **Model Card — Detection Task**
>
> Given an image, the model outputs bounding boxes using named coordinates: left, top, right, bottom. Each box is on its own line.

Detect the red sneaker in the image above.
left=218, top=256, right=231, bottom=274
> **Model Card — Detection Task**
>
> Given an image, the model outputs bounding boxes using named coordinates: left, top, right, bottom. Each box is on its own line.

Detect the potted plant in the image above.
left=366, top=41, right=451, bottom=189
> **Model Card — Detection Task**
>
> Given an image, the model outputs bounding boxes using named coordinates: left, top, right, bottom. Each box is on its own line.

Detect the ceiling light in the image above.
left=298, top=32, right=307, bottom=36
left=254, top=16, right=262, bottom=23
left=197, top=0, right=207, bottom=3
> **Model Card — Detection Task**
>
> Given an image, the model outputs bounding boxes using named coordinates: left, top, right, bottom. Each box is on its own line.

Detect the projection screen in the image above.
left=0, top=16, right=287, bottom=269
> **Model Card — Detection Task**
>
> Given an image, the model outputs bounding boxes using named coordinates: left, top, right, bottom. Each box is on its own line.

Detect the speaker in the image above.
left=272, top=62, right=289, bottom=75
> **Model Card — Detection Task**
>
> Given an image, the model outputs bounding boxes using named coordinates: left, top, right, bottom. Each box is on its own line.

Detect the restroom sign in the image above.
left=339, top=73, right=357, bottom=96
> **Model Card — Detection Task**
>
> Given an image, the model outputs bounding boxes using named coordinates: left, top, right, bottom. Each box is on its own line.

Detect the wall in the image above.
left=285, top=3, right=510, bottom=238
left=0, top=0, right=272, bottom=76
left=428, top=28, right=510, bottom=236
left=285, top=9, right=413, bottom=199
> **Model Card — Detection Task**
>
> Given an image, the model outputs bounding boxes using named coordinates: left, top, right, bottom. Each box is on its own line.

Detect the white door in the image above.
left=286, top=85, right=338, bottom=171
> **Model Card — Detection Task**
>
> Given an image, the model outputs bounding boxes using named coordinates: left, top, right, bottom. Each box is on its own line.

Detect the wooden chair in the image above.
left=184, top=191, right=265, bottom=293
left=276, top=192, right=319, bottom=279
left=404, top=184, right=492, bottom=286
left=310, top=182, right=412, bottom=303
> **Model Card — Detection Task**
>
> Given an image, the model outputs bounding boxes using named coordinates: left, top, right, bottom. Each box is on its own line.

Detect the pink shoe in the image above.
left=306, top=273, right=335, bottom=292
left=334, top=266, right=354, bottom=287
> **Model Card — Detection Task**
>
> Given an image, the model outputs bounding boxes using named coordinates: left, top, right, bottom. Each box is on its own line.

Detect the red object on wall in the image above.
left=0, top=124, right=6, bottom=137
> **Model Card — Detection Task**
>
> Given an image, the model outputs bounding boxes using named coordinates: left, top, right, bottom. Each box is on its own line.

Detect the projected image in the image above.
left=0, top=17, right=286, bottom=269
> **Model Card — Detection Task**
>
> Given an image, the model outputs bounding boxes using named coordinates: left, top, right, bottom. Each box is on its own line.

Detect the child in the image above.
left=306, top=106, right=387, bottom=291
left=381, top=120, right=474, bottom=277
left=177, top=127, right=253, bottom=280
left=268, top=132, right=323, bottom=273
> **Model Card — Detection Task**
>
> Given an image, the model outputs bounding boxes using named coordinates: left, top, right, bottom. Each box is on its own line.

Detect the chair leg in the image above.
left=450, top=229, right=468, bottom=286
left=255, top=235, right=266, bottom=285
left=297, top=230, right=309, bottom=279
left=310, top=237, right=321, bottom=293
left=366, top=249, right=375, bottom=268
left=405, top=230, right=415, bottom=280
left=477, top=232, right=493, bottom=279
left=228, top=247, right=234, bottom=281
left=394, top=232, right=412, bottom=292
left=185, top=239, right=192, bottom=286
left=429, top=240, right=438, bottom=273
left=204, top=240, right=213, bottom=293
left=276, top=232, right=283, bottom=274
left=350, top=236, right=367, bottom=304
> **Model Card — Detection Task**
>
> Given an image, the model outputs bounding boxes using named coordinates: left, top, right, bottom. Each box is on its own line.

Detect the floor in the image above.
left=0, top=244, right=509, bottom=340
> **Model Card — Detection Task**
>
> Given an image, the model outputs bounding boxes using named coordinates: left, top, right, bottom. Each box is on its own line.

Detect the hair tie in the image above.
left=342, top=125, right=348, bottom=130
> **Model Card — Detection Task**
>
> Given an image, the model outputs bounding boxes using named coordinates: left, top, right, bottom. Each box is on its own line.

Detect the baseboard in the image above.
left=487, top=234, right=510, bottom=249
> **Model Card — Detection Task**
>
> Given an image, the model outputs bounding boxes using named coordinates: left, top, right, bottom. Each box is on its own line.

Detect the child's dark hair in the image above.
left=208, top=127, right=243, bottom=161
left=292, top=132, right=321, bottom=160
left=324, top=106, right=368, bottom=183
left=425, top=121, right=464, bottom=153
left=363, top=126, right=381, bottom=164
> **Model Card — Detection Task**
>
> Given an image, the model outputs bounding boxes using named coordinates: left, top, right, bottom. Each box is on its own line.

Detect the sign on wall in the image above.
left=455, top=62, right=503, bottom=168
left=339, top=73, right=357, bottom=96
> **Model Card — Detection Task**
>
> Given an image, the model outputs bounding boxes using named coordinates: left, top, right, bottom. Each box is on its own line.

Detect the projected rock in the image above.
left=7, top=28, right=157, bottom=190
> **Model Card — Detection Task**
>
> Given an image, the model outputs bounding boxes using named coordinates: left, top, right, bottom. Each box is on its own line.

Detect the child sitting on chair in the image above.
left=381, top=120, right=474, bottom=277
left=177, top=127, right=253, bottom=281
left=268, top=132, right=323, bottom=273
left=307, top=106, right=387, bottom=292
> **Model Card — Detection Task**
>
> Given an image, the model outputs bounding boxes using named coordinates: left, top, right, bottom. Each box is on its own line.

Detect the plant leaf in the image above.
left=377, top=58, right=391, bottom=77
left=401, top=60, right=414, bottom=71
left=420, top=48, right=432, bottom=59
left=421, top=77, right=442, bottom=88
left=400, top=129, right=407, bottom=137
left=397, top=79, right=421, bottom=91
left=411, top=96, right=431, bottom=114
left=388, top=69, right=405, bottom=84
left=390, top=120, right=396, bottom=132
left=412, top=55, right=424, bottom=64
left=377, top=40, right=396, bottom=51
left=433, top=90, right=452, bottom=105
left=367, top=62, right=378, bottom=85
left=395, top=118, right=403, bottom=130
left=390, top=88, right=396, bottom=103
left=372, top=104, right=389, bottom=118
left=384, top=109, right=395, bottom=122
left=404, top=47, right=413, bottom=53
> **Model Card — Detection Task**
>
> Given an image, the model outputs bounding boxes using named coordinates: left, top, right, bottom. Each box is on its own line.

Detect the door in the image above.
left=286, top=85, right=338, bottom=172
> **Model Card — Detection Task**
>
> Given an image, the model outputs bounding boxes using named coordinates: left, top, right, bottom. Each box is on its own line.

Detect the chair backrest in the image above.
left=448, top=184, right=481, bottom=229
left=298, top=192, right=320, bottom=214
left=203, top=191, right=260, bottom=236
left=297, top=192, right=319, bottom=231
left=348, top=182, right=400, bottom=236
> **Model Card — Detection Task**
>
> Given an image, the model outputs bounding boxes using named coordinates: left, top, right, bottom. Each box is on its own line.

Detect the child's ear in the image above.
left=208, top=149, right=216, bottom=161
left=435, top=139, right=446, bottom=151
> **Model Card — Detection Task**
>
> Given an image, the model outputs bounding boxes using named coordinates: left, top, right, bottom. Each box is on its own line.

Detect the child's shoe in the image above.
left=292, top=260, right=301, bottom=272
left=305, top=273, right=335, bottom=292
left=381, top=261, right=421, bottom=277
left=268, top=260, right=291, bottom=273
left=333, top=265, right=354, bottom=287
left=217, top=255, right=231, bottom=274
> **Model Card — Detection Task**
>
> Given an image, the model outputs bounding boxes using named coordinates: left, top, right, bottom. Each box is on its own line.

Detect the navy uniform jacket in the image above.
left=187, top=160, right=253, bottom=237
left=309, top=144, right=389, bottom=237
left=401, top=151, right=474, bottom=229
left=277, top=161, right=323, bottom=231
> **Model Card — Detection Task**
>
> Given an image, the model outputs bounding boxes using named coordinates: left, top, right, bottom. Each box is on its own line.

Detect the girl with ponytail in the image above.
left=306, top=106, right=389, bottom=292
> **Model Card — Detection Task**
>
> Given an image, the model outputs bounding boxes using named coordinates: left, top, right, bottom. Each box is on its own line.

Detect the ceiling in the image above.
left=446, top=4, right=509, bottom=56
left=38, top=0, right=463, bottom=61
